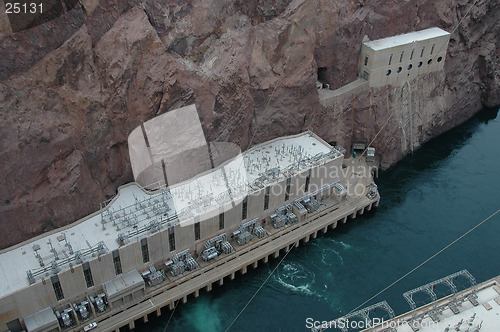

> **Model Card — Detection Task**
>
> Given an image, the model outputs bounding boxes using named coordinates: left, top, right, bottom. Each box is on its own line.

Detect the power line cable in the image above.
left=450, top=0, right=480, bottom=35
left=347, top=207, right=500, bottom=316
left=163, top=299, right=179, bottom=332
left=223, top=191, right=369, bottom=332
left=224, top=242, right=296, bottom=332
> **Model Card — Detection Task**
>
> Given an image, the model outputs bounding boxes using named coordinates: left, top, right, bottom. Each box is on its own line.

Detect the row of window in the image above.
left=386, top=57, right=442, bottom=76
left=240, top=170, right=311, bottom=221
left=52, top=171, right=316, bottom=301
left=388, top=44, right=436, bottom=66
left=51, top=262, right=95, bottom=301
left=240, top=171, right=311, bottom=220
left=364, top=44, right=440, bottom=69
left=52, top=224, right=181, bottom=299
left=51, top=238, right=161, bottom=300
left=189, top=169, right=313, bottom=243
left=191, top=171, right=313, bottom=243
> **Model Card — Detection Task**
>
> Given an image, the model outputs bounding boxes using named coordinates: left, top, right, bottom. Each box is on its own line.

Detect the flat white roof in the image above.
left=24, top=307, right=58, bottom=332
left=363, top=27, right=450, bottom=51
left=371, top=280, right=500, bottom=331
left=103, top=270, right=144, bottom=299
left=0, top=131, right=340, bottom=298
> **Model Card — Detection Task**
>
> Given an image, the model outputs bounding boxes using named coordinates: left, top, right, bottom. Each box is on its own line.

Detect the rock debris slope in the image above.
left=0, top=0, right=498, bottom=248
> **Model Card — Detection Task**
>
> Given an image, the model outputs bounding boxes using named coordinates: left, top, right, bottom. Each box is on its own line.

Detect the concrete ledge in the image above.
left=318, top=79, right=369, bottom=108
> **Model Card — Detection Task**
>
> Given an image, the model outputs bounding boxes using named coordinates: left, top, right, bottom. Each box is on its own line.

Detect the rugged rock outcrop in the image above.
left=0, top=0, right=498, bottom=248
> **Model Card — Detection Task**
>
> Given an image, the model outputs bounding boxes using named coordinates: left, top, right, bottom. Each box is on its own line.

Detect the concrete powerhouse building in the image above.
left=0, top=113, right=376, bottom=331
left=358, top=27, right=450, bottom=87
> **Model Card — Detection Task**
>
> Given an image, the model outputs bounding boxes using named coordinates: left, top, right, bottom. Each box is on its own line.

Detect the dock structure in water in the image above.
left=364, top=272, right=499, bottom=332
left=312, top=270, right=499, bottom=332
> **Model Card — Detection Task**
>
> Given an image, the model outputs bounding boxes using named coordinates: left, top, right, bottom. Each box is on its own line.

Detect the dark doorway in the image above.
left=7, top=319, right=23, bottom=332
left=352, top=139, right=368, bottom=156
left=317, top=67, right=328, bottom=86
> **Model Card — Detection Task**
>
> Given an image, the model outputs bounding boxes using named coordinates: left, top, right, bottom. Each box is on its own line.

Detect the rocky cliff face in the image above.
left=0, top=0, right=498, bottom=249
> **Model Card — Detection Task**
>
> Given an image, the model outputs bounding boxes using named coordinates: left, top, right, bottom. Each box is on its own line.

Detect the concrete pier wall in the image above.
left=86, top=196, right=379, bottom=332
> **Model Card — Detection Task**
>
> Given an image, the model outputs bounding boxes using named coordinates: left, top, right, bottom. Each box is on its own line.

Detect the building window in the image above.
left=399, top=51, right=404, bottom=62
left=219, top=212, right=224, bottom=230
left=264, top=186, right=270, bottom=210
left=420, top=47, right=425, bottom=57
left=364, top=56, right=368, bottom=66
left=112, top=250, right=122, bottom=275
left=51, top=275, right=64, bottom=301
left=242, top=196, right=248, bottom=220
left=83, top=262, right=94, bottom=288
left=285, top=177, right=291, bottom=201
left=194, top=222, right=200, bottom=241
left=410, top=49, right=415, bottom=60
left=431, top=44, right=435, bottom=55
left=305, top=169, right=311, bottom=192
left=141, top=238, right=149, bottom=263
left=388, top=54, right=393, bottom=65
left=168, top=227, right=175, bottom=252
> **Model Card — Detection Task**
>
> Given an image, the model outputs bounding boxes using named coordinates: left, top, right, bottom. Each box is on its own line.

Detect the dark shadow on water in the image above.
left=376, top=107, right=498, bottom=209
left=320, top=206, right=379, bottom=237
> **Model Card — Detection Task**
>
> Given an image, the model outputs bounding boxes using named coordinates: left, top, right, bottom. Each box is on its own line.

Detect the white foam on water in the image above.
left=274, top=262, right=316, bottom=296
left=179, top=295, right=222, bottom=332
left=275, top=275, right=314, bottom=296
left=337, top=240, right=353, bottom=250
left=321, top=247, right=344, bottom=265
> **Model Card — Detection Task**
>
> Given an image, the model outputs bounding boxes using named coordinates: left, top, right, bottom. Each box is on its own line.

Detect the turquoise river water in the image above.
left=133, top=107, right=500, bottom=332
